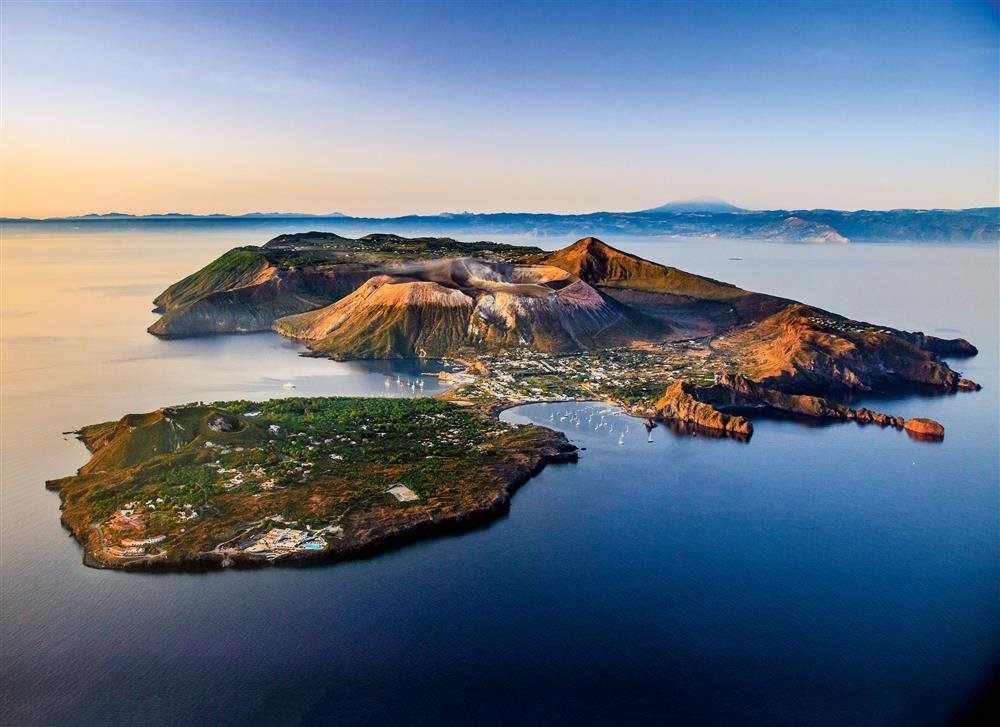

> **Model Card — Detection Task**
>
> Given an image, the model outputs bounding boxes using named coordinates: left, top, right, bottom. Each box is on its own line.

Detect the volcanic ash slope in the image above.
left=274, top=259, right=645, bottom=358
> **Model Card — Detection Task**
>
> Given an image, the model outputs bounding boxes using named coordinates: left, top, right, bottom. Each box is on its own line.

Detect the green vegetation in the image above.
left=153, top=248, right=269, bottom=311
left=49, top=397, right=574, bottom=570
left=263, top=232, right=544, bottom=262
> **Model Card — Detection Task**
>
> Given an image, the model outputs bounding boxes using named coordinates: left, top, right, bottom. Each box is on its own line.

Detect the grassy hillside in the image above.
left=153, top=248, right=271, bottom=311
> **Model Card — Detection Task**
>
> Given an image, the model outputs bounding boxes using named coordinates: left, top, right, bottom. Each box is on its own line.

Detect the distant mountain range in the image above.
left=3, top=200, right=997, bottom=243
left=62, top=211, right=350, bottom=219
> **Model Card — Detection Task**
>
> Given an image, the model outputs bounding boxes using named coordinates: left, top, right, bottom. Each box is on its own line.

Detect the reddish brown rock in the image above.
left=904, top=417, right=945, bottom=439
left=714, top=374, right=905, bottom=428
left=722, top=303, right=979, bottom=393
left=853, top=408, right=905, bottom=428
left=653, top=381, right=753, bottom=436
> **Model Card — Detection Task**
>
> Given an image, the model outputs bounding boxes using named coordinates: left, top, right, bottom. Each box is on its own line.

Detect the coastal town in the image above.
left=443, top=339, right=749, bottom=412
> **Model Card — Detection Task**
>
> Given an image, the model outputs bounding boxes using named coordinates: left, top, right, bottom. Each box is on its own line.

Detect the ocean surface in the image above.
left=1, top=223, right=997, bottom=725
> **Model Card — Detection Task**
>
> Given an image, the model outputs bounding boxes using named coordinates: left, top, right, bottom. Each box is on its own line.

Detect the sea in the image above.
left=1, top=221, right=997, bottom=725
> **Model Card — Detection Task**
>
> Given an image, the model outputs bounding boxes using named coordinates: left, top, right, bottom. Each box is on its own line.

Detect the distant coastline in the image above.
left=3, top=204, right=998, bottom=244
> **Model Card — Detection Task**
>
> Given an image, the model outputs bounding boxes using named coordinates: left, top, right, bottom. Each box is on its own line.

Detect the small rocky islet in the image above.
left=50, top=233, right=980, bottom=570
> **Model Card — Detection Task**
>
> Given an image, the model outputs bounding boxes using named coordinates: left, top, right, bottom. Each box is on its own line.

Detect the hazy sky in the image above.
left=2, top=0, right=997, bottom=217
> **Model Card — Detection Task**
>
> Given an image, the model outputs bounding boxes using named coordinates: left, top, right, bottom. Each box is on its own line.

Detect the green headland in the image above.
left=48, top=397, right=576, bottom=571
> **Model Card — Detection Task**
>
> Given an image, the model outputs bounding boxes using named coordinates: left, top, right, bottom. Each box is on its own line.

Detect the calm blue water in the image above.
left=1, top=225, right=997, bottom=725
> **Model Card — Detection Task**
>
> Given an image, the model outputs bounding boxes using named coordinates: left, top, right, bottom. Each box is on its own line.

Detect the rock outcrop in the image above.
left=899, top=331, right=978, bottom=358
left=713, top=374, right=905, bottom=428
left=653, top=381, right=753, bottom=436
left=651, top=373, right=912, bottom=438
left=904, top=417, right=945, bottom=440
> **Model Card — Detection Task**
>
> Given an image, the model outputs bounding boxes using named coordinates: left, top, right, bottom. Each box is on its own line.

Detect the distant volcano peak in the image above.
left=643, top=196, right=746, bottom=214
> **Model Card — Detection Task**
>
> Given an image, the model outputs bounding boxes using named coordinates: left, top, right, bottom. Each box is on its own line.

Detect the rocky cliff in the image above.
left=719, top=303, right=979, bottom=393
left=653, top=381, right=754, bottom=437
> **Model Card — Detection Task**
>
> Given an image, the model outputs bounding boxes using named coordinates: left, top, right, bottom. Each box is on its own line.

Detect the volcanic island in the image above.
left=48, top=234, right=981, bottom=570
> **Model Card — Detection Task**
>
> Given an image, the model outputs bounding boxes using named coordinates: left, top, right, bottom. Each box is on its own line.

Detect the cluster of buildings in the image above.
left=806, top=315, right=893, bottom=337
left=242, top=523, right=343, bottom=560
left=211, top=462, right=277, bottom=491
left=108, top=506, right=144, bottom=532
left=457, top=344, right=728, bottom=406
left=106, top=534, right=168, bottom=559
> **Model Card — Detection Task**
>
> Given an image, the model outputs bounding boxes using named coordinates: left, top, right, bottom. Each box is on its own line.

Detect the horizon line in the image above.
left=3, top=204, right=999, bottom=222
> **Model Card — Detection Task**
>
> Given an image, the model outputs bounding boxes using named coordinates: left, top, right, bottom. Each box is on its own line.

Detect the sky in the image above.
left=1, top=0, right=997, bottom=217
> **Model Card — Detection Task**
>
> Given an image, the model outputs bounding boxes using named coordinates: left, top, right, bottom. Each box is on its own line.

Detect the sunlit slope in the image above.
left=153, top=249, right=271, bottom=310
left=76, top=407, right=245, bottom=474
left=719, top=303, right=980, bottom=392
left=541, top=236, right=749, bottom=299
left=275, top=276, right=476, bottom=358
left=540, top=236, right=791, bottom=336
left=274, top=262, right=655, bottom=358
